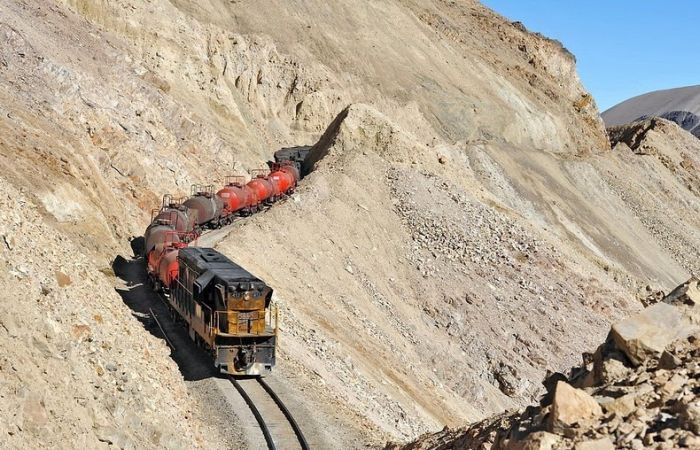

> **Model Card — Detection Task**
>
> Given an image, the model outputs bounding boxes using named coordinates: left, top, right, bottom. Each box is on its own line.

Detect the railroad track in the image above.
left=230, top=377, right=310, bottom=450
left=146, top=306, right=310, bottom=449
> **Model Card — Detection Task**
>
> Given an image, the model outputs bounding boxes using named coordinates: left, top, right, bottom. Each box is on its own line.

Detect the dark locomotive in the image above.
left=173, top=247, right=277, bottom=376
left=143, top=161, right=302, bottom=376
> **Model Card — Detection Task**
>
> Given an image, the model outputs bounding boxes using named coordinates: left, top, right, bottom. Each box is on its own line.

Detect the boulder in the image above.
left=511, top=431, right=561, bottom=450
left=610, top=302, right=699, bottom=365
left=663, top=277, right=700, bottom=305
left=548, top=381, right=602, bottom=433
left=574, top=438, right=614, bottom=450
left=599, top=384, right=652, bottom=417
left=660, top=373, right=686, bottom=398
left=599, top=393, right=635, bottom=417
left=595, top=355, right=630, bottom=384
left=659, top=350, right=681, bottom=369
left=678, top=400, right=700, bottom=434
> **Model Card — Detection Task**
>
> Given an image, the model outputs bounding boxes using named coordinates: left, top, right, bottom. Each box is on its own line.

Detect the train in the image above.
left=143, top=157, right=304, bottom=376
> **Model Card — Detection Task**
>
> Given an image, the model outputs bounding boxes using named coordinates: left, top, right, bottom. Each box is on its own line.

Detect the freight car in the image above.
left=183, top=185, right=224, bottom=229
left=169, top=247, right=278, bottom=376
left=144, top=197, right=198, bottom=254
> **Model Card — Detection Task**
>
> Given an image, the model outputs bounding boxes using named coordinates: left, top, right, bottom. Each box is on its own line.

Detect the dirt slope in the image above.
left=0, top=0, right=698, bottom=448
left=217, top=104, right=638, bottom=441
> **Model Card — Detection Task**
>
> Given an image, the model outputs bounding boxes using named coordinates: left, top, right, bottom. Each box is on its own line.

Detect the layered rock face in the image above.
left=394, top=278, right=700, bottom=449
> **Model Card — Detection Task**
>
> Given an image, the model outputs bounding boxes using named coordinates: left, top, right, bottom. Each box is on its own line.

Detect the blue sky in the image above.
left=480, top=1, right=699, bottom=111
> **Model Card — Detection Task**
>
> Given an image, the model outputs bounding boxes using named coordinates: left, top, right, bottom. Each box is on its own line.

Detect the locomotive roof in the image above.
left=178, top=247, right=263, bottom=284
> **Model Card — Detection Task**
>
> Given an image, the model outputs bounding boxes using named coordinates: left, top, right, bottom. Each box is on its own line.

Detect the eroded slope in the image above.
left=1, top=0, right=699, bottom=448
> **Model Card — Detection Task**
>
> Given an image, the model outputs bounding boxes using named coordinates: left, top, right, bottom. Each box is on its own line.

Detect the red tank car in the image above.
left=146, top=231, right=193, bottom=292
left=144, top=222, right=174, bottom=255
left=268, top=162, right=299, bottom=196
left=158, top=247, right=180, bottom=289
left=144, top=202, right=196, bottom=255
left=268, top=170, right=291, bottom=196
left=247, top=171, right=275, bottom=204
left=242, top=184, right=260, bottom=213
left=147, top=234, right=180, bottom=272
left=279, top=162, right=300, bottom=185
left=152, top=204, right=197, bottom=233
left=217, top=176, right=254, bottom=213
left=184, top=185, right=224, bottom=228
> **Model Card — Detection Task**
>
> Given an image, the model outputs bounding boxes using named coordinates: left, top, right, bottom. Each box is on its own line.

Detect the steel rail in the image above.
left=230, top=377, right=276, bottom=450
left=256, top=377, right=310, bottom=450
left=149, top=308, right=176, bottom=351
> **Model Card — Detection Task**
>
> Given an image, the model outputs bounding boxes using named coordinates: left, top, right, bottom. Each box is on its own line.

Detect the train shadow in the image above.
left=112, top=253, right=222, bottom=382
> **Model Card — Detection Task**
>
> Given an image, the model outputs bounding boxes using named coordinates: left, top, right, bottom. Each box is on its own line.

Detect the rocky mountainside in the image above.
left=395, top=278, right=700, bottom=449
left=0, top=0, right=698, bottom=448
left=602, top=85, right=700, bottom=138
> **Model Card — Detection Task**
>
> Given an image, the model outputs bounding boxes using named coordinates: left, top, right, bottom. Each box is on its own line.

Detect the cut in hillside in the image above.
left=605, top=118, right=700, bottom=276
left=603, top=84, right=700, bottom=138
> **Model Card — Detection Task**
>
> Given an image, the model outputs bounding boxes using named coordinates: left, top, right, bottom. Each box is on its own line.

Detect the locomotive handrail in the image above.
left=195, top=301, right=216, bottom=338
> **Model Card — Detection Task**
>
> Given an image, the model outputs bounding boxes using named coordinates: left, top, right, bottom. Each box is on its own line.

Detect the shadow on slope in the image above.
left=112, top=254, right=219, bottom=382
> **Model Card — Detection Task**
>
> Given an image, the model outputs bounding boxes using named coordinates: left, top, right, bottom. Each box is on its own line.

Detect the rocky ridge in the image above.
left=393, top=278, right=700, bottom=449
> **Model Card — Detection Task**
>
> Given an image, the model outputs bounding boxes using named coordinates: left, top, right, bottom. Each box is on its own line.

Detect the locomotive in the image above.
left=172, top=247, right=277, bottom=376
left=143, top=161, right=301, bottom=376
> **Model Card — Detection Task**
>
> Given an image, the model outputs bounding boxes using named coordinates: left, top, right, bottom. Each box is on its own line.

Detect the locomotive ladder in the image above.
left=229, top=377, right=310, bottom=450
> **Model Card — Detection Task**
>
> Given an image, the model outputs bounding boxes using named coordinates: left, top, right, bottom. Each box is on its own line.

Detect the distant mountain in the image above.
left=602, top=85, right=700, bottom=138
